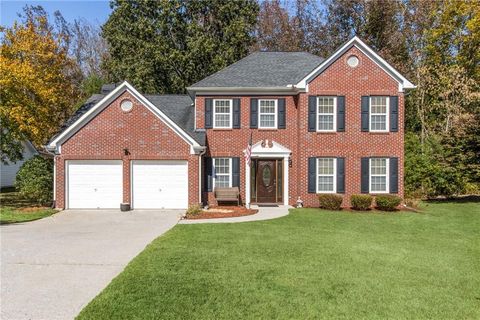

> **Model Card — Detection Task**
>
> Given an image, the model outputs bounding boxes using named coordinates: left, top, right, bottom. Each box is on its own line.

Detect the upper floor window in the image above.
left=370, top=97, right=389, bottom=132
left=317, top=97, right=337, bottom=132
left=317, top=158, right=336, bottom=193
left=213, top=99, right=232, bottom=128
left=370, top=158, right=389, bottom=193
left=259, top=99, right=277, bottom=129
left=213, top=158, right=231, bottom=188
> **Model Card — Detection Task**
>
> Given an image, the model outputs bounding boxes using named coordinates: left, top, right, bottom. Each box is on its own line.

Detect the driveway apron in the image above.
left=1, top=210, right=181, bottom=320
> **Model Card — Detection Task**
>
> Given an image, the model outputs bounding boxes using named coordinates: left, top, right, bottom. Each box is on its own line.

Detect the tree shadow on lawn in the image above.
left=424, top=195, right=480, bottom=204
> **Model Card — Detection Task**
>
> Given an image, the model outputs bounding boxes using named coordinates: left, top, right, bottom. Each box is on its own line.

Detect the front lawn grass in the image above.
left=0, top=188, right=56, bottom=224
left=78, top=201, right=480, bottom=319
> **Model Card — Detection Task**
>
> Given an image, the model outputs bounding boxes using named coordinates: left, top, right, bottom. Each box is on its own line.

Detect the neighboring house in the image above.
left=47, top=36, right=414, bottom=209
left=0, top=141, right=37, bottom=188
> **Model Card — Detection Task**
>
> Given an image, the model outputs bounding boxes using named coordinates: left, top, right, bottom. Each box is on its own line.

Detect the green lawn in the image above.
left=78, top=201, right=480, bottom=319
left=0, top=188, right=56, bottom=224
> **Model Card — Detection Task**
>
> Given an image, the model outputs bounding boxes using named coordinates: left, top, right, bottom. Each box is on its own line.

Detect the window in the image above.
left=214, top=158, right=231, bottom=188
left=317, top=158, right=336, bottom=193
left=370, top=96, right=389, bottom=132
left=259, top=99, right=277, bottom=129
left=213, top=99, right=232, bottom=128
left=370, top=158, right=389, bottom=193
left=317, top=97, right=337, bottom=132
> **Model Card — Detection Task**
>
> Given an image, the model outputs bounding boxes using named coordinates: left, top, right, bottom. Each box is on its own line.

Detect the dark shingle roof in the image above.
left=53, top=93, right=205, bottom=145
left=189, top=52, right=324, bottom=88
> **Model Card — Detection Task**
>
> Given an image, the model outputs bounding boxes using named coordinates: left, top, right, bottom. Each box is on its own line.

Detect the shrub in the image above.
left=317, top=194, right=343, bottom=210
left=15, top=156, right=53, bottom=205
left=351, top=194, right=373, bottom=210
left=186, top=204, right=202, bottom=216
left=375, top=195, right=402, bottom=211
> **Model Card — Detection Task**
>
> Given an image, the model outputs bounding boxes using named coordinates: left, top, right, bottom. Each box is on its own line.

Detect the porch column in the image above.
left=245, top=159, right=251, bottom=207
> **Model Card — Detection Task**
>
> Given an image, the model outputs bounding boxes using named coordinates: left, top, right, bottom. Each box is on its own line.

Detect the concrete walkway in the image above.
left=1, top=209, right=181, bottom=320
left=179, top=205, right=291, bottom=224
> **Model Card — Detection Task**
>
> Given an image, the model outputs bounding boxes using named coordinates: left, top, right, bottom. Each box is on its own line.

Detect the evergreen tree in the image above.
left=102, top=0, right=259, bottom=94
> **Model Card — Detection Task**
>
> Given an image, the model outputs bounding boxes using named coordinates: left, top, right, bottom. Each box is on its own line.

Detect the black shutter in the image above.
left=205, top=98, right=213, bottom=129
left=361, top=96, right=369, bottom=132
left=337, top=96, right=345, bottom=132
left=308, top=96, right=316, bottom=132
left=308, top=157, right=316, bottom=193
left=232, top=157, right=240, bottom=188
left=389, top=157, right=399, bottom=193
left=250, top=98, right=258, bottom=128
left=336, top=157, right=345, bottom=193
left=390, top=96, right=398, bottom=132
left=278, top=98, right=286, bottom=129
left=233, top=99, right=241, bottom=128
left=205, top=157, right=213, bottom=192
left=361, top=157, right=369, bottom=193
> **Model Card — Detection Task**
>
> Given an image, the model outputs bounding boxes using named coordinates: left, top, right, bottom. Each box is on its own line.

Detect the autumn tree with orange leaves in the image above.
left=0, top=6, right=81, bottom=163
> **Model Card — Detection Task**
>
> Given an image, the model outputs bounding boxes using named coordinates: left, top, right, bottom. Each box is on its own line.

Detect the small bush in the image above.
left=351, top=194, right=373, bottom=210
left=405, top=198, right=420, bottom=209
left=15, top=156, right=53, bottom=205
left=318, top=194, right=343, bottom=210
left=375, top=195, right=402, bottom=211
left=186, top=204, right=202, bottom=216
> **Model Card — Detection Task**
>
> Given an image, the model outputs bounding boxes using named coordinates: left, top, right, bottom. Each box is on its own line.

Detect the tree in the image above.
left=0, top=6, right=81, bottom=162
left=102, top=0, right=259, bottom=94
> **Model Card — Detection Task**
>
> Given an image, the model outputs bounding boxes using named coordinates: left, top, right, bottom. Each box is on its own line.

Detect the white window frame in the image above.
left=369, top=96, right=389, bottom=132
left=258, top=99, right=278, bottom=129
left=316, top=96, right=337, bottom=132
left=369, top=158, right=389, bottom=193
left=316, top=158, right=337, bottom=193
left=213, top=99, right=233, bottom=129
left=213, top=158, right=232, bottom=188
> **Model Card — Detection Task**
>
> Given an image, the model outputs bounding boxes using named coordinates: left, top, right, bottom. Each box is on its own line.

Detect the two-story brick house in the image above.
left=47, top=37, right=414, bottom=209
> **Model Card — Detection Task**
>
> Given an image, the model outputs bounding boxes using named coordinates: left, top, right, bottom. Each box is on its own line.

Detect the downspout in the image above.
left=198, top=147, right=207, bottom=206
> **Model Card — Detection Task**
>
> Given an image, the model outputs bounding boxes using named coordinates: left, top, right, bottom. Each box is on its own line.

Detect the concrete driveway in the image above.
left=1, top=209, right=181, bottom=320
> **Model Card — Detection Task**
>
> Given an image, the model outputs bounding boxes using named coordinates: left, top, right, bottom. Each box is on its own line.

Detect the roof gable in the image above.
left=47, top=81, right=203, bottom=152
left=296, top=37, right=415, bottom=92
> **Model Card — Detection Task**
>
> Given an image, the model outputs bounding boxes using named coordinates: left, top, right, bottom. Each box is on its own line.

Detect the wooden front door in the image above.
left=255, top=160, right=278, bottom=203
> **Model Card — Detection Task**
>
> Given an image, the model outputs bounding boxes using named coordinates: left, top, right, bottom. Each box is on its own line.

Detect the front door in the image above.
left=256, top=160, right=278, bottom=203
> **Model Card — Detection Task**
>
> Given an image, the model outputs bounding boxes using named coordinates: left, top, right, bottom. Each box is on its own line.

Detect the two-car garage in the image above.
left=66, top=160, right=188, bottom=209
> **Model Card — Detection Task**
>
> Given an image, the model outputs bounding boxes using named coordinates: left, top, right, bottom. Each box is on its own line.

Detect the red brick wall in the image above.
left=197, top=46, right=404, bottom=207
left=55, top=91, right=199, bottom=209
left=195, top=95, right=299, bottom=206
left=299, top=46, right=404, bottom=207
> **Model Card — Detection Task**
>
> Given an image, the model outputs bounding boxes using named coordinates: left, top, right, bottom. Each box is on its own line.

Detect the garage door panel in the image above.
left=132, top=161, right=188, bottom=209
left=67, top=161, right=122, bottom=209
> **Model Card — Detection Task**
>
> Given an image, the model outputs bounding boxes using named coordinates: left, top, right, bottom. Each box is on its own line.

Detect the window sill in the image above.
left=368, top=131, right=390, bottom=135
left=258, top=128, right=278, bottom=131
left=315, top=131, right=338, bottom=135
left=212, top=128, right=233, bottom=131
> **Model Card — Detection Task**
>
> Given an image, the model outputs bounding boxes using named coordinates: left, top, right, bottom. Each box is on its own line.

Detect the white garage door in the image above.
left=67, top=160, right=123, bottom=209
left=132, top=160, right=188, bottom=209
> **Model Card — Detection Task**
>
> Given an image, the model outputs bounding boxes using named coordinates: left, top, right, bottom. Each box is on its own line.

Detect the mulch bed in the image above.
left=185, top=206, right=258, bottom=220
left=19, top=206, right=51, bottom=213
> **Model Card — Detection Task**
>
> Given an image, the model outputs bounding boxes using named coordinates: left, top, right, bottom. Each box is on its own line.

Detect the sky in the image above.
left=1, top=0, right=112, bottom=27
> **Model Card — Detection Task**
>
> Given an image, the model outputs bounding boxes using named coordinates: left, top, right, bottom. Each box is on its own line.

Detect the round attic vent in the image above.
left=120, top=99, right=133, bottom=112
left=347, top=55, right=359, bottom=68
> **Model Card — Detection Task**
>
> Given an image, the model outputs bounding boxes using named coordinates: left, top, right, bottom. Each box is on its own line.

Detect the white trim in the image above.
left=316, top=96, right=337, bottom=132
left=369, top=158, right=389, bottom=194
left=258, top=99, right=278, bottom=129
left=316, top=158, right=337, bottom=194
left=296, top=36, right=415, bottom=92
left=212, top=99, right=233, bottom=129
left=369, top=96, right=390, bottom=132
left=213, top=157, right=232, bottom=188
left=187, top=87, right=303, bottom=95
left=48, top=81, right=201, bottom=152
